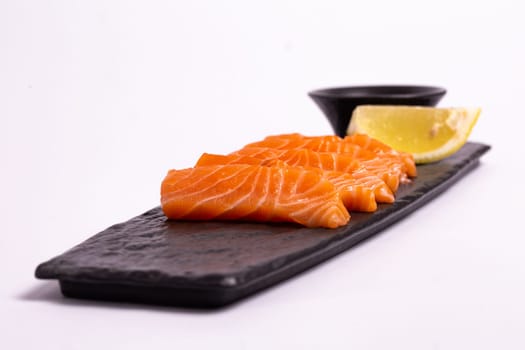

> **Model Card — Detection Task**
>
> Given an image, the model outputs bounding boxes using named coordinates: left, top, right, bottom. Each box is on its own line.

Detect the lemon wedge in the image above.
left=347, top=105, right=481, bottom=164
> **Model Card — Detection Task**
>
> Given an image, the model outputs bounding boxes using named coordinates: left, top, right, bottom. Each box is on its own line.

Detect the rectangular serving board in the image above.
left=36, top=142, right=491, bottom=308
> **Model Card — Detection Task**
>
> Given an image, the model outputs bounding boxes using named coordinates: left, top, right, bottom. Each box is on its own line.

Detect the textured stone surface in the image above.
left=35, top=142, right=490, bottom=307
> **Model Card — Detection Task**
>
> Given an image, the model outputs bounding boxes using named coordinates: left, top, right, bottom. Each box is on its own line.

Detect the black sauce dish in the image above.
left=308, top=85, right=447, bottom=137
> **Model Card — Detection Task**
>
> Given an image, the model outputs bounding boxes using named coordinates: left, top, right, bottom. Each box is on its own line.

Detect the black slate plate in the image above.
left=35, top=142, right=490, bottom=308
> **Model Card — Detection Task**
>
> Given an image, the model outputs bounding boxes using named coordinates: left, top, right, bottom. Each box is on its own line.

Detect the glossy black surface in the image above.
left=35, top=142, right=489, bottom=308
left=308, top=85, right=447, bottom=137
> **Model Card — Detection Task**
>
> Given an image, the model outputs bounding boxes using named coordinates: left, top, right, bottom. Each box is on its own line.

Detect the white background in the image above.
left=2, top=0, right=525, bottom=349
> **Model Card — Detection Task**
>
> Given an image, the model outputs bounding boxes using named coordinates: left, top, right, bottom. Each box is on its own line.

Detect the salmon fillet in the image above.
left=196, top=153, right=264, bottom=167
left=321, top=170, right=378, bottom=212
left=161, top=133, right=417, bottom=229
left=344, top=134, right=417, bottom=178
left=197, top=151, right=391, bottom=207
left=161, top=164, right=350, bottom=228
left=232, top=147, right=394, bottom=203
left=229, top=147, right=360, bottom=172
left=244, top=133, right=411, bottom=191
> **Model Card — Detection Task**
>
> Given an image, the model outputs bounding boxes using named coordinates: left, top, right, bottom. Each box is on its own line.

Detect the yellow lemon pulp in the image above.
left=347, top=106, right=481, bottom=164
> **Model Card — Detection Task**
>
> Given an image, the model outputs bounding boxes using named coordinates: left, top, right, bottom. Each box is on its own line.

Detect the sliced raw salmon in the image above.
left=262, top=160, right=379, bottom=212
left=196, top=153, right=264, bottom=167
left=322, top=171, right=378, bottom=212
left=234, top=147, right=394, bottom=202
left=244, top=133, right=409, bottom=192
left=233, top=147, right=361, bottom=173
left=344, top=134, right=417, bottom=178
left=245, top=134, right=367, bottom=157
left=261, top=153, right=394, bottom=204
left=161, top=164, right=350, bottom=228
left=198, top=149, right=393, bottom=206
